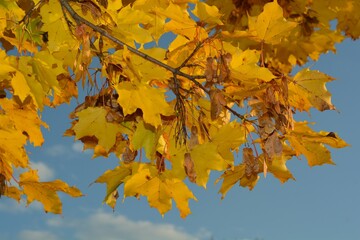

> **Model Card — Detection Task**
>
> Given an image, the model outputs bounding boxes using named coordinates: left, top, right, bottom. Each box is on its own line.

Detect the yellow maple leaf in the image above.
left=131, top=120, right=158, bottom=160
left=249, top=0, right=297, bottom=44
left=19, top=170, right=82, bottom=214
left=192, top=2, right=223, bottom=27
left=216, top=165, right=245, bottom=199
left=40, top=0, right=78, bottom=52
left=124, top=163, right=196, bottom=218
left=0, top=114, right=28, bottom=173
left=4, top=186, right=22, bottom=202
left=73, top=107, right=123, bottom=152
left=222, top=0, right=297, bottom=44
left=289, top=68, right=335, bottom=111
left=266, top=144, right=296, bottom=183
left=0, top=98, right=47, bottom=146
left=286, top=122, right=349, bottom=167
left=95, top=164, right=132, bottom=207
left=115, top=82, right=173, bottom=127
left=229, top=49, right=275, bottom=83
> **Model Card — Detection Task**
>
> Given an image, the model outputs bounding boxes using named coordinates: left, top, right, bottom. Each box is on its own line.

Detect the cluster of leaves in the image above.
left=0, top=0, right=357, bottom=217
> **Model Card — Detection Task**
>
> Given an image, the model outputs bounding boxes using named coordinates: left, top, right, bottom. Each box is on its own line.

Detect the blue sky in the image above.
left=1, top=38, right=360, bottom=240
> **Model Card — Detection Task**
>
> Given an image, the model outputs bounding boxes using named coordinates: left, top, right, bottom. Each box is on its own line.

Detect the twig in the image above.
left=59, top=0, right=207, bottom=91
left=59, top=0, right=246, bottom=121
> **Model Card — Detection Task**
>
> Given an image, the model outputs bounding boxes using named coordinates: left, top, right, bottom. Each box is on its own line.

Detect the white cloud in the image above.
left=0, top=199, right=43, bottom=213
left=72, top=142, right=92, bottom=154
left=31, top=161, right=55, bottom=181
left=72, top=142, right=84, bottom=153
left=45, top=144, right=68, bottom=157
left=18, top=230, right=58, bottom=240
left=75, top=211, right=200, bottom=240
left=44, top=210, right=210, bottom=240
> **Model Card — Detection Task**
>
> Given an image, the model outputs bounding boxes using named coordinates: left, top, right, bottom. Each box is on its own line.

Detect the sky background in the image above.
left=1, top=37, right=360, bottom=240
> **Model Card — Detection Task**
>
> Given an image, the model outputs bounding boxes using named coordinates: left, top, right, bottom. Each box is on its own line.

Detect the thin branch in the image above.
left=176, top=41, right=204, bottom=70
left=59, top=0, right=207, bottom=91
left=59, top=0, right=246, bottom=121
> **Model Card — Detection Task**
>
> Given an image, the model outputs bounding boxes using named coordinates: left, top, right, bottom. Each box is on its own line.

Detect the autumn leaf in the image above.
left=124, top=163, right=196, bottom=218
left=19, top=170, right=82, bottom=214
left=0, top=0, right=355, bottom=217
left=216, top=165, right=246, bottom=199
left=223, top=0, right=297, bottom=44
left=286, top=122, right=348, bottom=167
left=115, top=82, right=173, bottom=128
left=131, top=120, right=158, bottom=160
left=73, top=107, right=123, bottom=152
left=95, top=164, right=132, bottom=207
left=0, top=98, right=47, bottom=146
left=289, top=68, right=335, bottom=111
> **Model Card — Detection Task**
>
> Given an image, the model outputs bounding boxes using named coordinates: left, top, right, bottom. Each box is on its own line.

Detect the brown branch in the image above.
left=59, top=0, right=207, bottom=91
left=59, top=0, right=246, bottom=121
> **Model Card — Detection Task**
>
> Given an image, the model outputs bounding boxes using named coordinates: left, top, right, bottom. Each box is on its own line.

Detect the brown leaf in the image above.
left=188, top=125, right=199, bottom=150
left=219, top=53, right=232, bottom=83
left=264, top=132, right=283, bottom=159
left=184, top=153, right=196, bottom=183
left=243, top=148, right=259, bottom=178
left=205, top=57, right=216, bottom=83
left=210, top=89, right=226, bottom=120
left=123, top=146, right=137, bottom=163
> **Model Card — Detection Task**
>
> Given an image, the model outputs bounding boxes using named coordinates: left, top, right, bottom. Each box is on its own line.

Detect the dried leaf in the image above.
left=264, top=131, right=283, bottom=159
left=184, top=152, right=196, bottom=183
left=210, top=89, right=226, bottom=120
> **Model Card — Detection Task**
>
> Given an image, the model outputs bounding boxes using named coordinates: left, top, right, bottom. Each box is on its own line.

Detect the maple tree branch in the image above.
left=59, top=0, right=207, bottom=90
left=59, top=0, right=246, bottom=122
left=176, top=41, right=204, bottom=70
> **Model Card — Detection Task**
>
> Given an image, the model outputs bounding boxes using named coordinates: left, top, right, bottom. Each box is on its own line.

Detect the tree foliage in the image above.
left=0, top=0, right=356, bottom=217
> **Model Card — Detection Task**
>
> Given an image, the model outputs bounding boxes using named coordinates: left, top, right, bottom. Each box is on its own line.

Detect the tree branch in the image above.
left=58, top=0, right=245, bottom=121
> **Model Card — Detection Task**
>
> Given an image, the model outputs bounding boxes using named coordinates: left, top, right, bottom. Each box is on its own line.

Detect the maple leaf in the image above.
left=229, top=49, right=275, bottom=83
left=73, top=107, right=123, bottom=152
left=95, top=164, right=132, bottom=208
left=115, top=81, right=173, bottom=127
left=19, top=170, right=82, bottom=214
left=131, top=120, right=158, bottom=160
left=286, top=122, right=349, bottom=167
left=289, top=68, right=335, bottom=111
left=223, top=0, right=297, bottom=44
left=0, top=98, right=47, bottom=146
left=0, top=113, right=28, bottom=173
left=216, top=165, right=247, bottom=199
left=124, top=163, right=196, bottom=218
left=0, top=0, right=356, bottom=217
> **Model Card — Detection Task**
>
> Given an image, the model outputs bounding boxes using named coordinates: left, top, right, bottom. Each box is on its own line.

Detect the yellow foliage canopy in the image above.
left=0, top=0, right=357, bottom=216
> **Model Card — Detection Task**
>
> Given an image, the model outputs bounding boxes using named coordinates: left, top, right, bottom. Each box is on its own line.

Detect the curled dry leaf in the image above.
left=210, top=89, right=227, bottom=120
left=264, top=131, right=283, bottom=159
left=184, top=153, right=196, bottom=183
left=123, top=146, right=137, bottom=163
left=205, top=57, right=216, bottom=83
left=258, top=113, right=275, bottom=139
left=188, top=125, right=199, bottom=150
left=243, top=148, right=259, bottom=178
left=219, top=53, right=232, bottom=83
